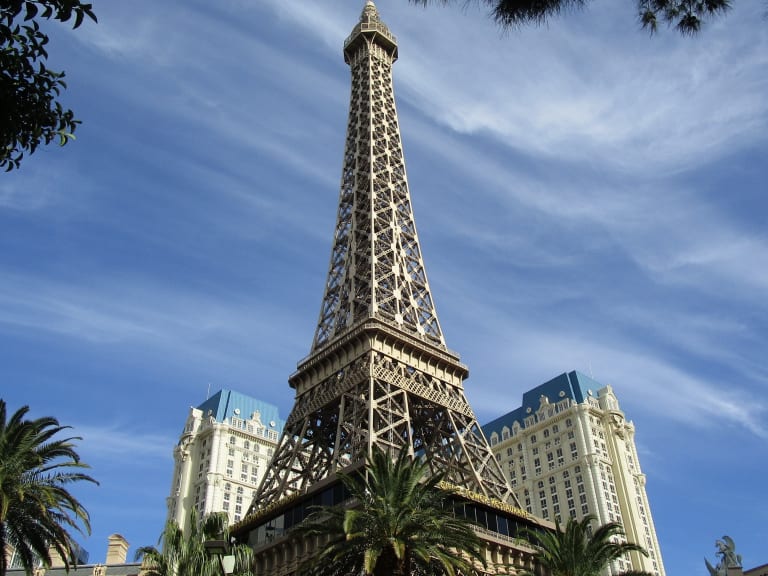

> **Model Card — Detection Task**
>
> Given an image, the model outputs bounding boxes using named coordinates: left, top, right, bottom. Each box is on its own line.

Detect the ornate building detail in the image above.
left=249, top=0, right=517, bottom=514
left=706, top=536, right=743, bottom=576
left=484, top=371, right=666, bottom=576
left=167, top=390, right=283, bottom=530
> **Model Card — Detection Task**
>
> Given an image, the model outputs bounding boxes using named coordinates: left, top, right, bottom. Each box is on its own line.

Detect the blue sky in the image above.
left=1, top=0, right=766, bottom=572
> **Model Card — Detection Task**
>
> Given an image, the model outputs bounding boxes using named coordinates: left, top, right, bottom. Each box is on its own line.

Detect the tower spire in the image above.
left=312, top=0, right=443, bottom=352
left=249, top=2, right=517, bottom=515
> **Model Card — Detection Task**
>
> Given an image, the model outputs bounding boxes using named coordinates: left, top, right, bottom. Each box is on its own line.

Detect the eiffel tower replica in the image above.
left=235, top=3, right=548, bottom=574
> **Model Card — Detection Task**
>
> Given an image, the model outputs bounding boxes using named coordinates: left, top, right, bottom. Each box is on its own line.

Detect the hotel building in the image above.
left=483, top=371, right=665, bottom=576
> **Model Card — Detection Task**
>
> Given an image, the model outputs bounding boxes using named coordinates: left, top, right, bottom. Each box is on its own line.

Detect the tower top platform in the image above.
left=344, top=0, right=398, bottom=62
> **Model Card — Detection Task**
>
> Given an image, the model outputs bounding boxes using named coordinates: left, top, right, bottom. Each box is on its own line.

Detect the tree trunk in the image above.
left=372, top=549, right=407, bottom=576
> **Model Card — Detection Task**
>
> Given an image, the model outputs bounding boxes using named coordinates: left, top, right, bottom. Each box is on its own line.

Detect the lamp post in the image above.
left=203, top=539, right=236, bottom=575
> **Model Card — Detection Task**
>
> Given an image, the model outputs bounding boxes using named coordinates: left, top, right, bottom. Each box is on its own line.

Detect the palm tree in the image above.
left=136, top=510, right=253, bottom=576
left=410, top=0, right=733, bottom=35
left=520, top=514, right=653, bottom=576
left=294, top=447, right=485, bottom=576
left=0, top=399, right=97, bottom=576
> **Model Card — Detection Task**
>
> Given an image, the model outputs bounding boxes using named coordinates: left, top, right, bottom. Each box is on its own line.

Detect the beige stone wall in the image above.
left=105, top=534, right=129, bottom=564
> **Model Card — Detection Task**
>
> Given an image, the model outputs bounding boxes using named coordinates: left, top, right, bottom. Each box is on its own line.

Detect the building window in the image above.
left=229, top=436, right=236, bottom=445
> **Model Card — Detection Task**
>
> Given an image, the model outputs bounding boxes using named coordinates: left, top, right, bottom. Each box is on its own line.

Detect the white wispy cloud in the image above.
left=390, top=1, right=768, bottom=175
left=434, top=261, right=768, bottom=439
left=0, top=172, right=55, bottom=211
left=399, top=111, right=768, bottom=316
left=0, top=272, right=309, bottom=368
left=466, top=321, right=767, bottom=439
left=76, top=424, right=175, bottom=461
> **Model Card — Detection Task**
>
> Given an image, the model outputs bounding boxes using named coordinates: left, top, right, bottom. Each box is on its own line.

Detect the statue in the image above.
left=705, top=535, right=743, bottom=576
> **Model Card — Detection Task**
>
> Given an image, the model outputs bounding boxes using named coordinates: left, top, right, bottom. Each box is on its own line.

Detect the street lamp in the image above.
left=204, top=539, right=236, bottom=575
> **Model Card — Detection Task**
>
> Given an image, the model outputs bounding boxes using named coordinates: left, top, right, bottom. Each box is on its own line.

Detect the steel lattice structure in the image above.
left=249, top=1, right=519, bottom=514
left=312, top=3, right=443, bottom=352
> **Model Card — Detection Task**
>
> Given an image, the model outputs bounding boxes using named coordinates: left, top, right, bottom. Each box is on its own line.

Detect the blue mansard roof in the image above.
left=482, top=370, right=603, bottom=438
left=196, top=389, right=285, bottom=435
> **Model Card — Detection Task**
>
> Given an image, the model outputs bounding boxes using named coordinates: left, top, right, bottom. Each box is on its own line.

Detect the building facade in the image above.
left=745, top=563, right=768, bottom=576
left=483, top=371, right=665, bottom=576
left=6, top=535, right=139, bottom=576
left=166, top=389, right=284, bottom=530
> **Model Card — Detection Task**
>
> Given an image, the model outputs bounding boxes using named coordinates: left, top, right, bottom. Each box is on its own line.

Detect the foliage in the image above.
left=520, top=513, right=653, bottom=576
left=136, top=510, right=253, bottom=576
left=410, top=0, right=734, bottom=35
left=1, top=0, right=97, bottom=171
left=0, top=399, right=98, bottom=576
left=294, top=447, right=485, bottom=576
